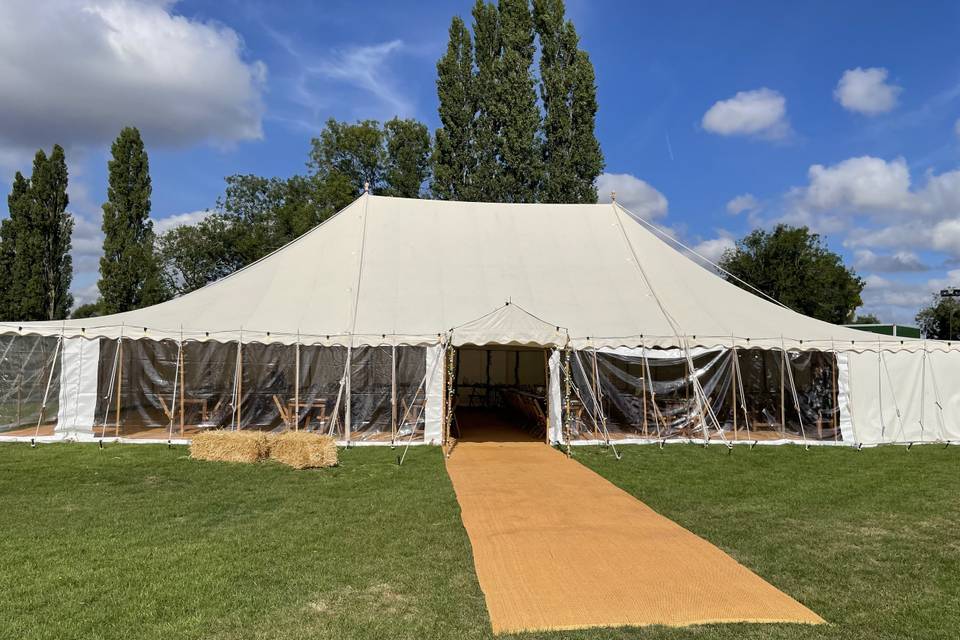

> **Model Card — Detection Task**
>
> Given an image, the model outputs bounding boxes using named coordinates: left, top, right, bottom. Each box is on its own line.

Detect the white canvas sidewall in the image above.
left=424, top=344, right=444, bottom=444
left=56, top=337, right=99, bottom=436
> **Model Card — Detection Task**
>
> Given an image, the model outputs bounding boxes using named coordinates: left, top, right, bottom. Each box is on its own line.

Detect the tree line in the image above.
left=0, top=0, right=949, bottom=336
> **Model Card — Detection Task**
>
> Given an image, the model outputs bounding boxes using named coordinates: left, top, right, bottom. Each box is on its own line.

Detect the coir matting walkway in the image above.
left=445, top=416, right=824, bottom=634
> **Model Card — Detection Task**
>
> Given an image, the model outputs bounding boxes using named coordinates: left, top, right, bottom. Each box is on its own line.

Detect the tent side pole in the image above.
left=15, top=346, right=21, bottom=427
left=780, top=348, right=786, bottom=437
left=563, top=349, right=572, bottom=448
left=731, top=346, right=738, bottom=439
left=831, top=349, right=838, bottom=440
left=115, top=337, right=123, bottom=437
left=590, top=347, right=601, bottom=441
left=391, top=344, right=397, bottom=444
left=919, top=346, right=926, bottom=442
left=543, top=349, right=550, bottom=444
left=641, top=347, right=649, bottom=438
left=237, top=342, right=244, bottom=430
left=294, top=337, right=300, bottom=432
left=179, top=341, right=185, bottom=436
left=34, top=335, right=62, bottom=438
left=345, top=345, right=352, bottom=444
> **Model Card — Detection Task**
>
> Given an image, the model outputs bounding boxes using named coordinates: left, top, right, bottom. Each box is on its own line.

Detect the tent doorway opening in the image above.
left=451, top=346, right=550, bottom=443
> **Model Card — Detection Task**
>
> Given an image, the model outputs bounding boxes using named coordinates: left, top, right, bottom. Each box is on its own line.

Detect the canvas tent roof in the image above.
left=0, top=194, right=932, bottom=351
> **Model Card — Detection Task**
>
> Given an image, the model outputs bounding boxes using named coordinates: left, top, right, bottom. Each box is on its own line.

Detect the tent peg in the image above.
left=30, top=438, right=35, bottom=449
left=726, top=444, right=733, bottom=455
left=658, top=439, right=664, bottom=450
left=906, top=442, right=913, bottom=451
left=749, top=440, right=758, bottom=450
left=857, top=443, right=864, bottom=451
left=98, top=440, right=103, bottom=450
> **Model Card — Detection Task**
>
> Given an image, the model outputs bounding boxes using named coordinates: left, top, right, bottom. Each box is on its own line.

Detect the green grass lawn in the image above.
left=0, top=442, right=957, bottom=640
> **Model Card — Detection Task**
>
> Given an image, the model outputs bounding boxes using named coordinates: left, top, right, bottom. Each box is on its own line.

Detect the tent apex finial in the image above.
left=363, top=181, right=370, bottom=194
left=610, top=190, right=616, bottom=202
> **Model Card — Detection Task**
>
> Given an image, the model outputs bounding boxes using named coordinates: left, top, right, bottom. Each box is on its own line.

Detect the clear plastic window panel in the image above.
left=95, top=339, right=240, bottom=438
left=565, top=348, right=840, bottom=442
left=0, top=335, right=61, bottom=436
left=298, top=345, right=347, bottom=438
left=239, top=342, right=295, bottom=432
left=567, top=348, right=731, bottom=440
left=395, top=346, right=427, bottom=441
left=95, top=338, right=178, bottom=438
left=349, top=345, right=393, bottom=441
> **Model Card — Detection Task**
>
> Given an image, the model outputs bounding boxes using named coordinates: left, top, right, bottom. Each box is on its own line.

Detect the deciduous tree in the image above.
left=718, top=224, right=864, bottom=325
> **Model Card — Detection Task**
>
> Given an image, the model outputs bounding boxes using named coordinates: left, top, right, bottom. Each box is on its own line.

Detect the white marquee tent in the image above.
left=1, top=193, right=957, bottom=446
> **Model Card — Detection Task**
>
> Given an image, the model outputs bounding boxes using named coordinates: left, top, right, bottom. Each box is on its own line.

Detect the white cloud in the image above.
left=72, top=282, right=100, bottom=307
left=312, top=40, right=413, bottom=118
left=726, top=193, right=760, bottom=215
left=701, top=88, right=790, bottom=140
left=597, top=173, right=668, bottom=219
left=788, top=156, right=960, bottom=227
left=71, top=213, right=104, bottom=274
left=857, top=270, right=960, bottom=325
left=691, top=235, right=735, bottom=264
left=853, top=249, right=928, bottom=273
left=931, top=218, right=960, bottom=256
left=859, top=274, right=933, bottom=324
left=153, top=209, right=212, bottom=235
left=0, top=0, right=266, bottom=161
left=834, top=67, right=902, bottom=115
left=801, top=156, right=914, bottom=213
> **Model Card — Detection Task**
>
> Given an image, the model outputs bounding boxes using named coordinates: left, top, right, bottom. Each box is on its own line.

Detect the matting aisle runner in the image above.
left=445, top=430, right=824, bottom=633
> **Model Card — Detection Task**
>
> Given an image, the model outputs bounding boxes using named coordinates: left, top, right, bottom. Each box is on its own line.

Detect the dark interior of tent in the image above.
left=452, top=346, right=549, bottom=442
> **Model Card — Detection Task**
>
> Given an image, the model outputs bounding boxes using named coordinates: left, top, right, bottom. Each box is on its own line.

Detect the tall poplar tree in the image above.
left=534, top=0, right=603, bottom=203
left=432, top=16, right=476, bottom=201
left=533, top=0, right=574, bottom=203
left=99, top=127, right=165, bottom=313
left=14, top=146, right=74, bottom=321
left=496, top=0, right=541, bottom=202
left=471, top=0, right=502, bottom=201
left=569, top=48, right=604, bottom=203
left=0, top=173, right=29, bottom=318
left=434, top=0, right=603, bottom=204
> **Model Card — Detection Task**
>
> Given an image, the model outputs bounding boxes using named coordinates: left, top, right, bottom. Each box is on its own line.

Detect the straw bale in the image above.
left=190, top=430, right=270, bottom=464
left=269, top=431, right=338, bottom=469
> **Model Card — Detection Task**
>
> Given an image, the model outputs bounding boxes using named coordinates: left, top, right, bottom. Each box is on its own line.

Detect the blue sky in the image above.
left=2, top=0, right=960, bottom=324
